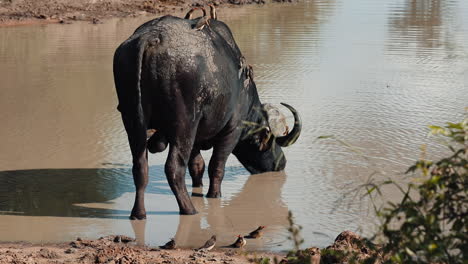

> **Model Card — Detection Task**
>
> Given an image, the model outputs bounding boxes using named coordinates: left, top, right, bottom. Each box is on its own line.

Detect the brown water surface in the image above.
left=1, top=0, right=467, bottom=250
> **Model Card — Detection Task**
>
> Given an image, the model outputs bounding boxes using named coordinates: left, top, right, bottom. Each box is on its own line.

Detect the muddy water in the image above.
left=1, top=0, right=467, bottom=251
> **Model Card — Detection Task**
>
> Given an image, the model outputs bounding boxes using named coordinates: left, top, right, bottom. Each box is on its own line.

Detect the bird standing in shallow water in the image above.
left=245, top=226, right=266, bottom=238
left=208, top=4, right=217, bottom=20
left=184, top=7, right=199, bottom=19
left=197, top=235, right=216, bottom=250
left=194, top=7, right=210, bottom=30
left=160, top=238, right=176, bottom=249
left=229, top=235, right=246, bottom=248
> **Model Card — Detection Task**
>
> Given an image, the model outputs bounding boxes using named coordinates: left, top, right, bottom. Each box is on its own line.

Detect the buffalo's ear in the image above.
left=258, top=127, right=273, bottom=151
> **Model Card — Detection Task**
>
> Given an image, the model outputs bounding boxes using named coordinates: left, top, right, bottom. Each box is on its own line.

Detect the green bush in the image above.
left=371, top=114, right=467, bottom=263
left=258, top=113, right=467, bottom=264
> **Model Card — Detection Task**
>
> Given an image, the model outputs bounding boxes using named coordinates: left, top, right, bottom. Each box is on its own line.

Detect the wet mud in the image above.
left=0, top=235, right=280, bottom=264
left=0, top=231, right=381, bottom=264
left=0, top=0, right=276, bottom=26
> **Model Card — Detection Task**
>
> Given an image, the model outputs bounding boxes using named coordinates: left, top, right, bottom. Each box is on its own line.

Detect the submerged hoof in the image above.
left=206, top=191, right=221, bottom=198
left=130, top=211, right=147, bottom=220
left=179, top=208, right=198, bottom=215
left=192, top=182, right=203, bottom=188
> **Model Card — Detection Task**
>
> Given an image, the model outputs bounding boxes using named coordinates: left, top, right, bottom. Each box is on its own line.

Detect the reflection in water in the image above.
left=130, top=220, right=147, bottom=246
left=0, top=165, right=249, bottom=218
left=128, top=172, right=289, bottom=249
left=0, top=20, right=126, bottom=170
left=0, top=167, right=289, bottom=250
left=384, top=0, right=466, bottom=127
left=174, top=172, right=288, bottom=249
left=389, top=0, right=457, bottom=53
left=0, top=166, right=170, bottom=218
left=230, top=0, right=337, bottom=98
left=388, top=0, right=451, bottom=50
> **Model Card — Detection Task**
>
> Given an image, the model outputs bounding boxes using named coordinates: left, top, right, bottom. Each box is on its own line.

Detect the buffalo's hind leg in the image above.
left=165, top=143, right=198, bottom=215
left=189, top=149, right=205, bottom=187
left=122, top=114, right=149, bottom=220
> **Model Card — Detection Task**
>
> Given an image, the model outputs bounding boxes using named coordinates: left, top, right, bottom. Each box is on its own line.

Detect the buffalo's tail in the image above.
left=113, top=33, right=160, bottom=156
left=134, top=35, right=148, bottom=125
left=114, top=34, right=160, bottom=124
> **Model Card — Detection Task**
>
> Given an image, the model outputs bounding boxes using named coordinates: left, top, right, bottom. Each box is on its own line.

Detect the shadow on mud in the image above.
left=0, top=165, right=246, bottom=219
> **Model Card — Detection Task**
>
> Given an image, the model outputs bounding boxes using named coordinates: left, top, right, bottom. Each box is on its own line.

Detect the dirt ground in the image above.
left=0, top=235, right=282, bottom=264
left=0, top=0, right=289, bottom=26
left=0, top=232, right=382, bottom=264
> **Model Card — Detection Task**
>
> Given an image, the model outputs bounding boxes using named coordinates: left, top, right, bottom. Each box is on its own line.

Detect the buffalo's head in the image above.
left=233, top=103, right=302, bottom=174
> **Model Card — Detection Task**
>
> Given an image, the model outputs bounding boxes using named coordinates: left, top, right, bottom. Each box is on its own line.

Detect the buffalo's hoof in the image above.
left=179, top=208, right=198, bottom=215
left=206, top=191, right=221, bottom=198
left=130, top=211, right=147, bottom=220
left=192, top=182, right=203, bottom=188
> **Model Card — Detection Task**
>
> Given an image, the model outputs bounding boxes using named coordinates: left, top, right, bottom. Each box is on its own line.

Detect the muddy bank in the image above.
left=0, top=0, right=292, bottom=26
left=0, top=232, right=381, bottom=264
left=0, top=235, right=282, bottom=264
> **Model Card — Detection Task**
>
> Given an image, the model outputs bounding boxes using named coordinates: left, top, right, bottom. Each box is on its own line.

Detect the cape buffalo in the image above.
left=113, top=15, right=301, bottom=218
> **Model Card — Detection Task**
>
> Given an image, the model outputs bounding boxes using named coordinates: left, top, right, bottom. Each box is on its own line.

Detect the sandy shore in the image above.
left=0, top=0, right=290, bottom=26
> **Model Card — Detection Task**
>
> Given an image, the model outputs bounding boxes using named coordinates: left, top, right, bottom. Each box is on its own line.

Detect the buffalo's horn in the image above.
left=275, top=103, right=302, bottom=147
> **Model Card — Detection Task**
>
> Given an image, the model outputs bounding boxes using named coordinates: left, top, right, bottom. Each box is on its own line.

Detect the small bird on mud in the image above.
left=193, top=7, right=210, bottom=31
left=184, top=7, right=198, bottom=19
left=91, top=17, right=102, bottom=24
left=160, top=238, right=176, bottom=249
left=245, top=226, right=266, bottom=239
left=197, top=235, right=216, bottom=251
left=113, top=235, right=135, bottom=243
left=208, top=4, right=217, bottom=20
left=229, top=235, right=246, bottom=248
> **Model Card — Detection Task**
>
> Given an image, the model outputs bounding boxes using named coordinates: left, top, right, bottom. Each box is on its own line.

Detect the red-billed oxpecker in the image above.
left=160, top=238, right=176, bottom=249
left=194, top=7, right=210, bottom=30
left=208, top=4, right=217, bottom=20
left=184, top=7, right=198, bottom=19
